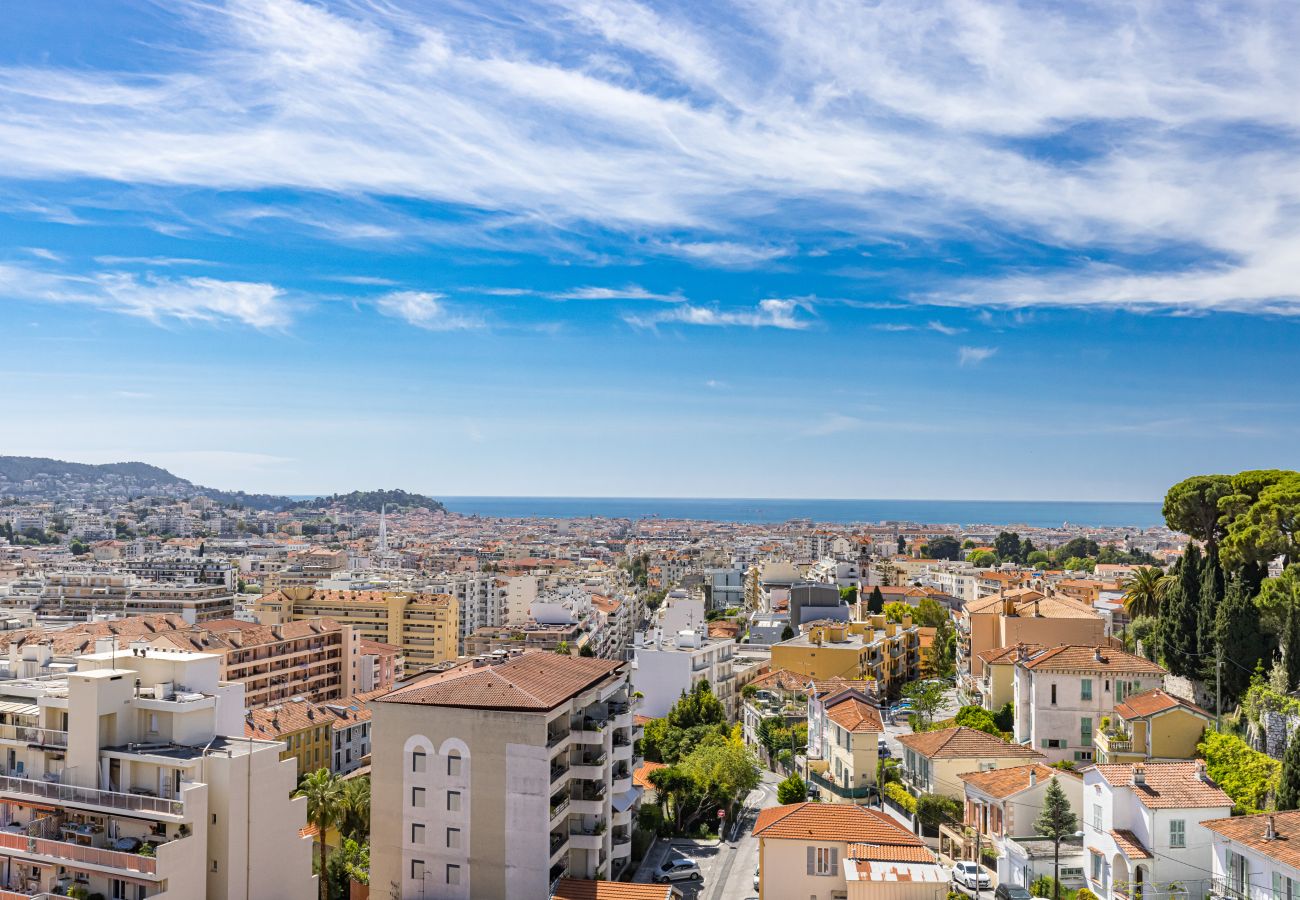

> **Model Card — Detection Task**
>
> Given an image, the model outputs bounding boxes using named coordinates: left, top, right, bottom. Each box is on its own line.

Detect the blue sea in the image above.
left=434, top=497, right=1164, bottom=528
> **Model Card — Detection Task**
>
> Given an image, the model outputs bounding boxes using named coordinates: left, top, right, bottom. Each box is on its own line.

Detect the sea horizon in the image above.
left=396, top=496, right=1164, bottom=528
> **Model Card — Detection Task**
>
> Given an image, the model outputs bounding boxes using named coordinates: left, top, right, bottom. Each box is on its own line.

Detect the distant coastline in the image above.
left=422, top=497, right=1164, bottom=528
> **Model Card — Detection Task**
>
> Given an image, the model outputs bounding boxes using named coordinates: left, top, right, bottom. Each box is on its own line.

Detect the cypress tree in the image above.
left=1198, top=556, right=1224, bottom=678
left=1159, top=544, right=1202, bottom=677
left=1286, top=600, right=1300, bottom=692
left=1280, top=729, right=1300, bottom=811
left=1215, top=575, right=1269, bottom=704
left=867, top=586, right=885, bottom=614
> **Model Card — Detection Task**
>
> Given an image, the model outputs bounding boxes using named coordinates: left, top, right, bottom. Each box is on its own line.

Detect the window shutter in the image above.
left=808, top=846, right=816, bottom=875
left=830, top=847, right=839, bottom=875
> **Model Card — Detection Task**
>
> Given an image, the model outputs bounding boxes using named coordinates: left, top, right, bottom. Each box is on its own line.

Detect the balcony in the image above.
left=1094, top=730, right=1135, bottom=762
left=550, top=762, right=570, bottom=787
left=0, top=775, right=183, bottom=819
left=549, top=795, right=571, bottom=823
left=611, top=832, right=632, bottom=857
left=807, top=770, right=876, bottom=801
left=570, top=753, right=607, bottom=780
left=568, top=822, right=606, bottom=851
left=549, top=831, right=569, bottom=862
left=0, top=829, right=159, bottom=877
left=547, top=730, right=571, bottom=754
left=0, top=726, right=67, bottom=749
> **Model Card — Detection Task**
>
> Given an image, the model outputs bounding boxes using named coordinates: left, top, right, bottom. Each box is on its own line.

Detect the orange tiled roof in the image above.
left=551, top=879, right=673, bottom=900
left=897, top=726, right=1044, bottom=760
left=1203, top=810, right=1300, bottom=870
left=959, top=763, right=1078, bottom=799
left=756, top=804, right=926, bottom=846
left=1020, top=645, right=1165, bottom=676
left=1114, top=689, right=1211, bottom=721
left=846, top=841, right=935, bottom=863
left=378, top=651, right=624, bottom=711
left=977, top=644, right=1046, bottom=665
left=1092, top=762, right=1232, bottom=809
left=1110, top=829, right=1152, bottom=860
left=824, top=696, right=884, bottom=734
left=633, top=762, right=667, bottom=790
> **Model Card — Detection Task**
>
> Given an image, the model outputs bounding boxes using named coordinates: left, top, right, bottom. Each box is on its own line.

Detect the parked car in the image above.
left=952, top=862, right=991, bottom=891
left=754, top=864, right=760, bottom=889
left=995, top=885, right=1032, bottom=900
left=656, top=857, right=702, bottom=883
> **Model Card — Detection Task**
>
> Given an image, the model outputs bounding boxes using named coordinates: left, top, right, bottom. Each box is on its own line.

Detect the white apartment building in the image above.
left=1205, top=809, right=1300, bottom=900
left=805, top=558, right=862, bottom=590
left=920, top=564, right=980, bottom=605
left=1014, top=645, right=1166, bottom=765
left=632, top=629, right=736, bottom=719
left=1084, top=762, right=1232, bottom=900
left=503, top=575, right=540, bottom=626
left=425, top=573, right=506, bottom=650
left=371, top=652, right=640, bottom=899
left=0, top=644, right=316, bottom=899
left=704, top=569, right=745, bottom=611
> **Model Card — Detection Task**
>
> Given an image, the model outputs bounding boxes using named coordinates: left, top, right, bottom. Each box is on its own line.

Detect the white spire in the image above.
left=378, top=503, right=388, bottom=553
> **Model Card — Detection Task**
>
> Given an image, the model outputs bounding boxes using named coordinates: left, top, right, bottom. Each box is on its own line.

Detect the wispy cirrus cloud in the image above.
left=958, top=346, right=998, bottom=367
left=626, top=298, right=812, bottom=330
left=374, top=291, right=482, bottom=331
left=551, top=284, right=684, bottom=302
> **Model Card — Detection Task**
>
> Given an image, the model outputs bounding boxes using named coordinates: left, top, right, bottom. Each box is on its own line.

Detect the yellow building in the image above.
left=803, top=688, right=883, bottom=804
left=1094, top=688, right=1214, bottom=764
left=769, top=617, right=920, bottom=694
left=246, top=696, right=336, bottom=779
left=255, top=587, right=459, bottom=672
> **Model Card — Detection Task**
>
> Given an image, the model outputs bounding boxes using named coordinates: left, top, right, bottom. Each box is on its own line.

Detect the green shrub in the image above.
left=1200, top=728, right=1279, bottom=814
left=883, top=781, right=917, bottom=813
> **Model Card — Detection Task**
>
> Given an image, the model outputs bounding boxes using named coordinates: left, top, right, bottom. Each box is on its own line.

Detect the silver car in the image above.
left=656, top=857, right=702, bottom=883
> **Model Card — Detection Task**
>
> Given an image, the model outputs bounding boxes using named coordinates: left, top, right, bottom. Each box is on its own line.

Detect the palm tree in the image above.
left=295, top=768, right=344, bottom=900
left=338, top=776, right=371, bottom=844
left=1120, top=566, right=1170, bottom=619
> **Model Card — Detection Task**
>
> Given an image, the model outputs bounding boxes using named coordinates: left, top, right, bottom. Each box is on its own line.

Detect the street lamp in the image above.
left=1053, top=830, right=1085, bottom=900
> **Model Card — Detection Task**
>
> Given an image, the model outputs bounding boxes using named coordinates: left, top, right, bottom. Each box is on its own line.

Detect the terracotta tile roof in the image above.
left=754, top=803, right=927, bottom=845
left=965, top=591, right=1048, bottom=614
left=1109, top=829, right=1152, bottom=860
left=897, top=726, right=1044, bottom=760
left=1114, top=689, right=1211, bottom=721
left=377, top=651, right=624, bottom=711
left=959, top=763, right=1077, bottom=799
left=708, top=621, right=741, bottom=639
left=1020, top=645, right=1165, bottom=675
left=246, top=697, right=334, bottom=739
left=824, top=696, right=884, bottom=733
left=1092, top=762, right=1232, bottom=809
left=550, top=878, right=673, bottom=900
left=633, top=762, right=667, bottom=790
left=1203, top=810, right=1300, bottom=870
left=846, top=841, right=935, bottom=863
left=977, top=644, right=1045, bottom=666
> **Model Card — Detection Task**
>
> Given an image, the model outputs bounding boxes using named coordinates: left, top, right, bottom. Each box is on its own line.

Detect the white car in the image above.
left=754, top=864, right=760, bottom=889
left=952, top=862, right=991, bottom=890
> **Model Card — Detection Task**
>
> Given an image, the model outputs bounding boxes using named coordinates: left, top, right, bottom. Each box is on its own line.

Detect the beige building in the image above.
left=897, top=725, right=1044, bottom=800
left=0, top=645, right=315, bottom=899
left=1094, top=689, right=1214, bottom=765
left=770, top=618, right=920, bottom=696
left=803, top=688, right=883, bottom=805
left=754, top=802, right=944, bottom=900
left=256, top=587, right=458, bottom=672
left=371, top=651, right=641, bottom=899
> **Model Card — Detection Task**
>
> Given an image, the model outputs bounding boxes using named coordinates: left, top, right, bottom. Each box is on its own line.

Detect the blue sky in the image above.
left=0, top=0, right=1297, bottom=500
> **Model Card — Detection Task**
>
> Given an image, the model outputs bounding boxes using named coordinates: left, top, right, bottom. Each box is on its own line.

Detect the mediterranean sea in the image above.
left=436, top=497, right=1164, bottom=528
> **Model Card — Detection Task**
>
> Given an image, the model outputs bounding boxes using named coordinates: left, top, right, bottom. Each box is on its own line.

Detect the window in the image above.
left=1092, top=804, right=1102, bottom=830
left=1169, top=819, right=1185, bottom=848
left=1080, top=717, right=1093, bottom=745
left=1051, top=683, right=1057, bottom=704
left=447, top=864, right=461, bottom=885
left=447, top=790, right=461, bottom=812
left=1061, top=867, right=1084, bottom=880
left=412, top=750, right=427, bottom=774
left=411, top=824, right=425, bottom=845
left=447, top=827, right=461, bottom=849
left=1074, top=750, right=1095, bottom=762
left=1081, top=679, right=1093, bottom=701
left=1042, top=738, right=1066, bottom=749
left=1090, top=851, right=1103, bottom=883
left=815, top=846, right=836, bottom=875
left=448, top=751, right=462, bottom=777
left=411, top=859, right=425, bottom=881
left=411, top=787, right=426, bottom=808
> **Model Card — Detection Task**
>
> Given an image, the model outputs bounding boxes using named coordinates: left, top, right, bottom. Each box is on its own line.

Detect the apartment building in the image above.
left=1083, top=762, right=1232, bottom=900
left=631, top=629, right=736, bottom=719
left=255, top=587, right=458, bottom=673
left=118, top=559, right=238, bottom=590
left=898, top=726, right=1044, bottom=799
left=371, top=652, right=641, bottom=899
left=245, top=692, right=377, bottom=777
left=802, top=687, right=883, bottom=805
left=1013, top=645, right=1166, bottom=766
left=37, top=573, right=234, bottom=623
left=0, top=645, right=315, bottom=899
left=425, top=573, right=506, bottom=650
left=359, top=638, right=404, bottom=693
left=464, top=622, right=592, bottom=657
left=770, top=618, right=921, bottom=698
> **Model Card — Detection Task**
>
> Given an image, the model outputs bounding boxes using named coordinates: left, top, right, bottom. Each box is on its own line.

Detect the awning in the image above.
left=611, top=787, right=643, bottom=813
left=0, top=702, right=41, bottom=717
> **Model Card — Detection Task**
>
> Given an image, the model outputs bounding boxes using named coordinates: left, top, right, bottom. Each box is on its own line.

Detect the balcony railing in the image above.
left=0, top=830, right=159, bottom=875
left=0, top=726, right=66, bottom=748
left=808, top=770, right=876, bottom=801
left=0, top=774, right=183, bottom=817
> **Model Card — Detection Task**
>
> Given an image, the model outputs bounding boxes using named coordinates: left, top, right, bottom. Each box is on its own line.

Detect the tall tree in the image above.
left=1035, top=778, right=1079, bottom=900
left=1215, top=575, right=1270, bottom=704
left=994, top=531, right=1022, bottom=563
left=1220, top=470, right=1300, bottom=569
left=1118, top=567, right=1168, bottom=619
left=337, top=776, right=370, bottom=845
left=1158, top=545, right=1201, bottom=678
left=1019, top=538, right=1036, bottom=563
left=1279, top=731, right=1300, bottom=811
left=1163, top=474, right=1234, bottom=559
left=1198, top=557, right=1225, bottom=668
left=925, top=536, right=962, bottom=561
left=866, top=586, right=885, bottom=614
left=295, top=768, right=345, bottom=900
left=1286, top=599, right=1300, bottom=693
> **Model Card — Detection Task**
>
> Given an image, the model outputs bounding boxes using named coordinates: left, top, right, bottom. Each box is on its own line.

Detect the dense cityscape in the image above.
left=0, top=455, right=1294, bottom=900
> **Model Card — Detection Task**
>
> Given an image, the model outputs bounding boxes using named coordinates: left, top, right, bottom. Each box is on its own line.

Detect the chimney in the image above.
left=1029, top=768, right=1038, bottom=787
left=1094, top=648, right=1104, bottom=664
left=1004, top=596, right=1016, bottom=617
left=1131, top=765, right=1146, bottom=787
left=1266, top=816, right=1277, bottom=841
left=1195, top=760, right=1208, bottom=782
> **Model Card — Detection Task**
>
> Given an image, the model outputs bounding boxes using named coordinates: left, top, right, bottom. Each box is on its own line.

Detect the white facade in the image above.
left=632, top=630, right=736, bottom=719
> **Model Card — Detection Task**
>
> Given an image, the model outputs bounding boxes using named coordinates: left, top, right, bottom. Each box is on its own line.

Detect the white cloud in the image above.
left=807, top=414, right=867, bottom=436
left=0, top=0, right=1296, bottom=306
left=0, top=262, right=291, bottom=328
left=626, top=298, right=812, bottom=330
left=94, top=255, right=214, bottom=267
left=375, top=291, right=481, bottom=331
left=872, top=323, right=915, bottom=332
left=551, top=284, right=684, bottom=302
left=21, top=247, right=62, bottom=262
left=325, top=274, right=398, bottom=286
left=958, top=345, right=998, bottom=367
left=927, top=320, right=964, bottom=336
